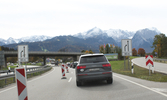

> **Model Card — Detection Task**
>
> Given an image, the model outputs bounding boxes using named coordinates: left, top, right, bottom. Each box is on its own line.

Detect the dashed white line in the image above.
left=68, top=77, right=72, bottom=82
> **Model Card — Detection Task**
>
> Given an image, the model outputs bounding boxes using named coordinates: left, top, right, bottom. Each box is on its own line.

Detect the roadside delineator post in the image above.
left=61, top=64, right=66, bottom=79
left=131, top=63, right=134, bottom=74
left=66, top=64, right=69, bottom=73
left=152, top=63, right=154, bottom=73
left=15, top=67, right=28, bottom=100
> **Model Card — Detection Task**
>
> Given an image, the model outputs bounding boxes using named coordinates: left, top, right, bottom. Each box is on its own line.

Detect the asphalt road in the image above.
left=132, top=57, right=167, bottom=74
left=0, top=66, right=167, bottom=100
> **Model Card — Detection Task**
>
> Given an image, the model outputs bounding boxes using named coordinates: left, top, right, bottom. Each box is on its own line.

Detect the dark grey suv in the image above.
left=75, top=54, right=113, bottom=86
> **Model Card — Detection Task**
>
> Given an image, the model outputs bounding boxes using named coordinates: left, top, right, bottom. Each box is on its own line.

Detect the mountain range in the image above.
left=73, top=27, right=135, bottom=42
left=1, top=27, right=160, bottom=53
left=0, top=35, right=52, bottom=46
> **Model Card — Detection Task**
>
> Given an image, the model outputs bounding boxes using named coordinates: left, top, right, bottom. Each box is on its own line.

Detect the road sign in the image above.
left=18, top=45, right=28, bottom=62
left=65, top=64, right=69, bottom=73
left=121, top=39, right=132, bottom=56
left=145, top=55, right=154, bottom=75
left=61, top=64, right=66, bottom=79
left=146, top=55, right=153, bottom=66
left=15, top=67, right=28, bottom=100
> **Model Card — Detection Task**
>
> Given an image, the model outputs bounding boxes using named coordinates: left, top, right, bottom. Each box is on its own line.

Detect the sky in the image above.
left=0, top=0, right=167, bottom=39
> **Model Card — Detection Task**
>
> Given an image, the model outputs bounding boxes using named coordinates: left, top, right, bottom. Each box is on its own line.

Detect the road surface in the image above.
left=0, top=66, right=167, bottom=100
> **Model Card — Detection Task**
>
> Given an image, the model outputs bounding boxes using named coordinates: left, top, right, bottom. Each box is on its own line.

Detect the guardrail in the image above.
left=4, top=51, right=84, bottom=55
left=0, top=66, right=52, bottom=87
left=0, top=66, right=48, bottom=75
left=153, top=58, right=167, bottom=63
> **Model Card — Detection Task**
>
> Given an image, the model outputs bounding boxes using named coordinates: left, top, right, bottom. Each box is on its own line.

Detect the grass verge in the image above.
left=110, top=59, right=167, bottom=82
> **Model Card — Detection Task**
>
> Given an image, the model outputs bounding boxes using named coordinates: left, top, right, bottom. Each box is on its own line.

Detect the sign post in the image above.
left=121, top=39, right=132, bottom=70
left=16, top=45, right=29, bottom=100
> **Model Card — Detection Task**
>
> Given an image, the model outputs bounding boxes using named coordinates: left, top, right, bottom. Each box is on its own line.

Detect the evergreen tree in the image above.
left=152, top=33, right=167, bottom=57
left=105, top=44, right=111, bottom=54
left=99, top=45, right=105, bottom=53
left=81, top=50, right=85, bottom=53
left=89, top=49, right=93, bottom=54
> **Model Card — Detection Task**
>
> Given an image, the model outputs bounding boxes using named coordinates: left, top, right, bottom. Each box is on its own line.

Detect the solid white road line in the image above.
left=0, top=86, right=16, bottom=94
left=0, top=67, right=55, bottom=94
left=114, top=75, right=167, bottom=97
left=68, top=77, right=72, bottom=82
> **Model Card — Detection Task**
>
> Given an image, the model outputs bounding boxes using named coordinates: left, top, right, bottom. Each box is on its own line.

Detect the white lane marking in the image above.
left=152, top=88, right=167, bottom=93
left=0, top=86, right=16, bottom=94
left=0, top=67, right=55, bottom=94
left=68, top=77, right=72, bottom=82
left=114, top=75, right=167, bottom=97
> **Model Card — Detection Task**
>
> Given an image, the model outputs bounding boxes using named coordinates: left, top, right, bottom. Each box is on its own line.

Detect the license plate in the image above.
left=89, top=68, right=100, bottom=71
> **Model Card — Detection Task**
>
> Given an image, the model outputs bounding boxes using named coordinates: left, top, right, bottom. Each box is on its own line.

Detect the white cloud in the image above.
left=0, top=0, right=167, bottom=39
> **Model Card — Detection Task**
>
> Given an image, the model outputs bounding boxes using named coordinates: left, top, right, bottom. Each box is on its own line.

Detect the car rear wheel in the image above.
left=107, top=78, right=113, bottom=84
left=76, top=81, right=82, bottom=86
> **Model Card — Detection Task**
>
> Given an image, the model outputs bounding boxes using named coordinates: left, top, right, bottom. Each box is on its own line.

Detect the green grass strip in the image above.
left=110, top=60, right=167, bottom=82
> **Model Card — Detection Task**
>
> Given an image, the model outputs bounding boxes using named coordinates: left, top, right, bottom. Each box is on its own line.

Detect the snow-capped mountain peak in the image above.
left=104, top=29, right=134, bottom=38
left=74, top=27, right=104, bottom=39
left=0, top=35, right=53, bottom=46
left=6, top=37, right=16, bottom=44
left=74, top=27, right=135, bottom=42
left=147, top=27, right=160, bottom=33
left=135, top=28, right=160, bottom=40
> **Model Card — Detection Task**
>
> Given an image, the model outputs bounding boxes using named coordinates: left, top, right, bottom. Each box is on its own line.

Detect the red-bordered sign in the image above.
left=61, top=64, right=67, bottom=79
left=65, top=64, right=69, bottom=73
left=146, top=55, right=153, bottom=66
left=15, top=67, right=28, bottom=100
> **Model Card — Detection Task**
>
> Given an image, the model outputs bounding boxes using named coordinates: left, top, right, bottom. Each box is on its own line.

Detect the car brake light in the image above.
left=102, top=64, right=111, bottom=67
left=77, top=66, right=86, bottom=69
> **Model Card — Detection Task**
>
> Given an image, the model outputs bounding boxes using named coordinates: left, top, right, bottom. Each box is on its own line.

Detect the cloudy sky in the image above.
left=1, top=0, right=167, bottom=39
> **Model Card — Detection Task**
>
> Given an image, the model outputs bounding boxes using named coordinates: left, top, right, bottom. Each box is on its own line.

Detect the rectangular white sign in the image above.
left=18, top=45, right=29, bottom=62
left=122, top=39, right=132, bottom=56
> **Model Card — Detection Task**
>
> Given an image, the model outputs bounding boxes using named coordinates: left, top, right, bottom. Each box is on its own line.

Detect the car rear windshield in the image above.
left=80, top=55, right=107, bottom=64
